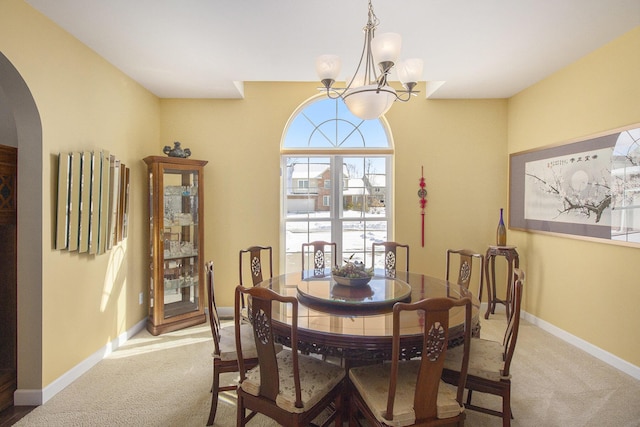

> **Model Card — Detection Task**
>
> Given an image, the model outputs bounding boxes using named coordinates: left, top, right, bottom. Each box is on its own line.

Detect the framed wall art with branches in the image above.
left=509, top=124, right=640, bottom=247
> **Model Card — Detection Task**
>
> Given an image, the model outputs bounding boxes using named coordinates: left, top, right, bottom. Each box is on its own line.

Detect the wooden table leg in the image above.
left=484, top=254, right=494, bottom=319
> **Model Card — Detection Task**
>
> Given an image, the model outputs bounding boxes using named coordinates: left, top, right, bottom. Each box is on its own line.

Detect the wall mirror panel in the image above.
left=55, top=149, right=130, bottom=255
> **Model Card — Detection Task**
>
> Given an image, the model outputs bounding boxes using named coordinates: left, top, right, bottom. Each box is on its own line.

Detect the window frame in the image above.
left=280, top=95, right=395, bottom=273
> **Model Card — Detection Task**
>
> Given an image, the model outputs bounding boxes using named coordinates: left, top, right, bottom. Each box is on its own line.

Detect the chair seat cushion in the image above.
left=349, top=360, right=463, bottom=427
left=444, top=337, right=510, bottom=381
left=241, top=349, right=345, bottom=413
left=216, top=323, right=257, bottom=361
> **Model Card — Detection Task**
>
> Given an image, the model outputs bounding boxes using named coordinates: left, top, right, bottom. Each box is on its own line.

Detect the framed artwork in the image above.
left=509, top=124, right=640, bottom=246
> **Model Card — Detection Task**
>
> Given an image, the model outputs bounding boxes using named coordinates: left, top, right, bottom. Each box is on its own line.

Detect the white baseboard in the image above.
left=14, top=318, right=147, bottom=406
left=218, top=306, right=233, bottom=319
left=521, top=310, right=640, bottom=381
left=481, top=302, right=640, bottom=380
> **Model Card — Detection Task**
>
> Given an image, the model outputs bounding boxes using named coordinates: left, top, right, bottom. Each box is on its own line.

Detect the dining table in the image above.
left=254, top=269, right=481, bottom=364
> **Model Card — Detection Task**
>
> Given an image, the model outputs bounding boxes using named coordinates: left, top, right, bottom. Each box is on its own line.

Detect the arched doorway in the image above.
left=0, top=51, right=44, bottom=406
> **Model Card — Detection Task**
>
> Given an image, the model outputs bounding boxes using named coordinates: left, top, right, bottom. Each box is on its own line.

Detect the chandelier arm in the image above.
left=323, top=87, right=345, bottom=100
left=364, top=13, right=379, bottom=86
left=342, top=86, right=396, bottom=98
left=394, top=90, right=419, bottom=102
left=345, top=28, right=371, bottom=91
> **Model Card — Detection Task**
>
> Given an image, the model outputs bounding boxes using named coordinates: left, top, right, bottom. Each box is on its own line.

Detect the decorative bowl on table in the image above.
left=331, top=260, right=374, bottom=287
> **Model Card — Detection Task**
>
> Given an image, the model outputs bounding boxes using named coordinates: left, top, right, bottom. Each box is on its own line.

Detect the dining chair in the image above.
left=301, top=240, right=337, bottom=276
left=204, top=261, right=258, bottom=426
left=442, top=268, right=525, bottom=427
left=239, top=245, right=273, bottom=316
left=349, top=296, right=472, bottom=426
left=371, top=241, right=409, bottom=278
left=445, top=248, right=485, bottom=300
left=234, top=285, right=346, bottom=427
left=239, top=245, right=273, bottom=287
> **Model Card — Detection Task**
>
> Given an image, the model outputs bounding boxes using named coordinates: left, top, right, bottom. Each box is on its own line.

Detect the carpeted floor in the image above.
left=13, top=311, right=640, bottom=426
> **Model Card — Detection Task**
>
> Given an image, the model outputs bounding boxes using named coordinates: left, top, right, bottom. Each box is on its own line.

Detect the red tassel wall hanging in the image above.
left=418, top=166, right=428, bottom=247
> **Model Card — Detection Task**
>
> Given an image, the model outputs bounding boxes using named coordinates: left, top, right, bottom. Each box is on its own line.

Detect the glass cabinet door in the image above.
left=161, top=169, right=200, bottom=319
left=144, top=156, right=207, bottom=335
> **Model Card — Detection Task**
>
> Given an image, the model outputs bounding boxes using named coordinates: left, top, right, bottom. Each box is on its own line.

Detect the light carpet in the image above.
left=14, top=312, right=640, bottom=426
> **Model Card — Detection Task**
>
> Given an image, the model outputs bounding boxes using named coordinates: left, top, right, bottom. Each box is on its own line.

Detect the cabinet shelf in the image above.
left=163, top=252, right=198, bottom=260
left=144, top=156, right=208, bottom=335
left=164, top=300, right=200, bottom=319
left=164, top=276, right=199, bottom=290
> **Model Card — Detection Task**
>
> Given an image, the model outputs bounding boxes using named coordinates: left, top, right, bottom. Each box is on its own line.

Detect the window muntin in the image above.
left=283, top=98, right=391, bottom=150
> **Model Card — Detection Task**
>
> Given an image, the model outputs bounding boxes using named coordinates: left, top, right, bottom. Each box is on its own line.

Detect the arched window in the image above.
left=281, top=96, right=394, bottom=272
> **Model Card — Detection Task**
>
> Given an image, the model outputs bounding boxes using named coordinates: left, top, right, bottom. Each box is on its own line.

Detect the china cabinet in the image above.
left=143, top=156, right=207, bottom=335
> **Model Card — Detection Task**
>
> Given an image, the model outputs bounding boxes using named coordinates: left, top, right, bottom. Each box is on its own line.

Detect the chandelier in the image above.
left=315, top=0, right=423, bottom=120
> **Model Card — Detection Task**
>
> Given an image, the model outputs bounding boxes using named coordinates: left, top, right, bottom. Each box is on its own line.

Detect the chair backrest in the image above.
left=385, top=296, right=472, bottom=423
left=445, top=248, right=484, bottom=294
left=239, top=245, right=273, bottom=287
left=372, top=241, right=409, bottom=277
left=301, top=241, right=337, bottom=276
left=235, top=285, right=302, bottom=407
left=502, top=268, right=525, bottom=377
left=205, top=261, right=222, bottom=356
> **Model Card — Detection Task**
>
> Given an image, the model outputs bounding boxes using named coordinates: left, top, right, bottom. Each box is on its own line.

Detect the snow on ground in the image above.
left=285, top=209, right=389, bottom=268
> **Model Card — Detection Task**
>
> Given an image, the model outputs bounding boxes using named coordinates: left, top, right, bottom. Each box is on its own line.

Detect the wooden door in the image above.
left=0, top=145, right=17, bottom=411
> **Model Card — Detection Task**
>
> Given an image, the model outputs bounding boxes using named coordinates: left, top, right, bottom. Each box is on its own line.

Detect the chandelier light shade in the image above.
left=343, top=85, right=396, bottom=120
left=315, top=54, right=342, bottom=82
left=316, top=0, right=422, bottom=120
left=371, top=32, right=401, bottom=65
left=397, top=58, right=424, bottom=92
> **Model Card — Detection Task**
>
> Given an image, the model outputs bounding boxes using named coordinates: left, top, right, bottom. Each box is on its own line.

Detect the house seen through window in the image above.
left=281, top=96, right=394, bottom=273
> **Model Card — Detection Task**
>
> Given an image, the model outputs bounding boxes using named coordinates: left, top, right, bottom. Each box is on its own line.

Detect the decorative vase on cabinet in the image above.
left=144, top=156, right=208, bottom=335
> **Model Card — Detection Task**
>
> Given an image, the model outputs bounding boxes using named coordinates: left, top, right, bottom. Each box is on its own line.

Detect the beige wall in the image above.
left=1, top=0, right=638, bottom=398
left=508, top=26, right=640, bottom=367
left=160, top=89, right=508, bottom=308
left=0, top=0, right=159, bottom=388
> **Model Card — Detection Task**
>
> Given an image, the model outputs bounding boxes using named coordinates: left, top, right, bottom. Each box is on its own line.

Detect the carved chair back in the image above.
left=239, top=245, right=273, bottom=287
left=445, top=248, right=485, bottom=298
left=239, top=245, right=273, bottom=313
left=371, top=241, right=409, bottom=278
left=302, top=241, right=337, bottom=276
left=386, top=296, right=472, bottom=423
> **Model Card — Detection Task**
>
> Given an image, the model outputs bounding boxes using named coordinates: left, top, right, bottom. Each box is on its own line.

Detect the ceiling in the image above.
left=26, top=0, right=640, bottom=99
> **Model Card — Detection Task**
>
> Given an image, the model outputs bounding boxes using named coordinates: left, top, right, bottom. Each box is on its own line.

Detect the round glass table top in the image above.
left=296, top=274, right=412, bottom=309
left=257, top=270, right=480, bottom=360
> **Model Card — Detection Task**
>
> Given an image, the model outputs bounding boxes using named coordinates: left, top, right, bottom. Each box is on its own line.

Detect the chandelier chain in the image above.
left=366, top=0, right=380, bottom=31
